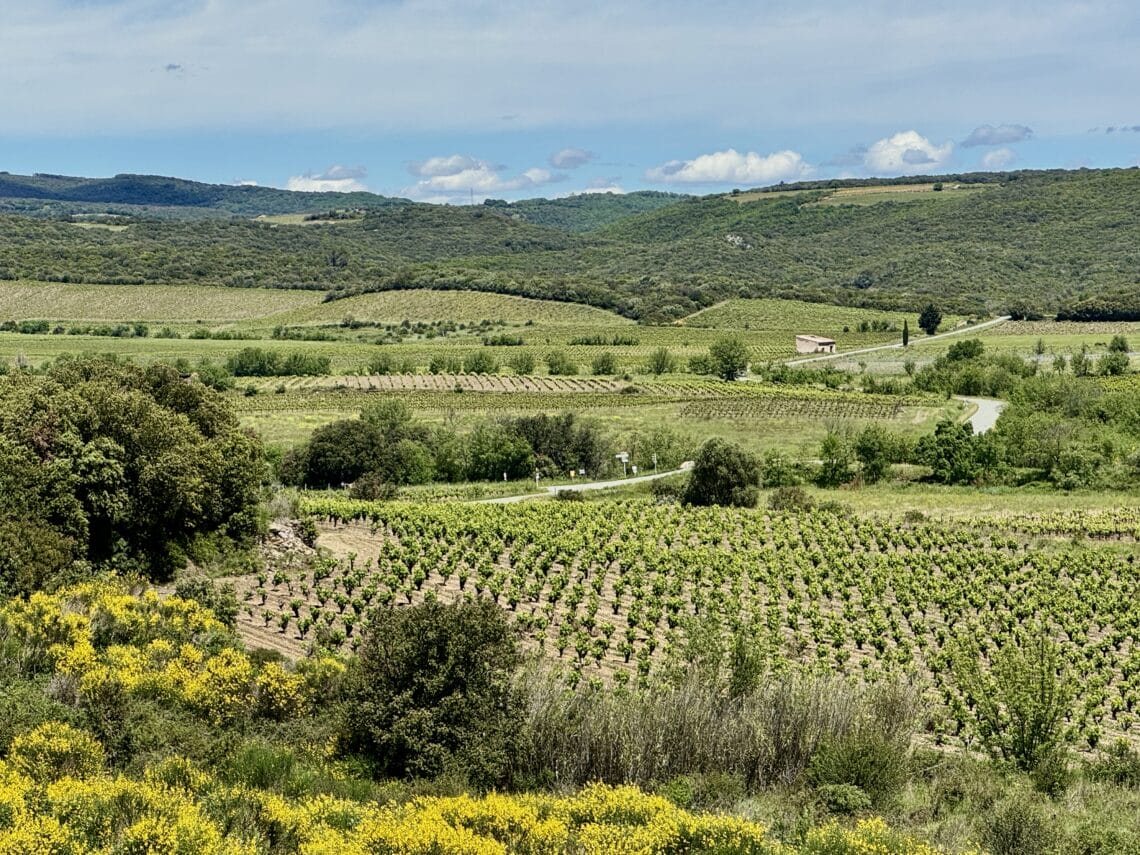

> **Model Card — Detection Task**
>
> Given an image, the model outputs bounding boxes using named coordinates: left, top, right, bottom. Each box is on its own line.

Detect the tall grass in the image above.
left=515, top=669, right=918, bottom=791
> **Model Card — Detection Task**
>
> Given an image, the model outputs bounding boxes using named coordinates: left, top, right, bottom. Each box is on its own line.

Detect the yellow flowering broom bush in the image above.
left=0, top=750, right=976, bottom=855
left=0, top=584, right=311, bottom=726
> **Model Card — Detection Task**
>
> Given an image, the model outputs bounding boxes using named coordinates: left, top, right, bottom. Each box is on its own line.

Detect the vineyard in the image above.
left=246, top=374, right=926, bottom=399
left=230, top=499, right=1140, bottom=751
left=679, top=395, right=909, bottom=422
left=0, top=281, right=318, bottom=322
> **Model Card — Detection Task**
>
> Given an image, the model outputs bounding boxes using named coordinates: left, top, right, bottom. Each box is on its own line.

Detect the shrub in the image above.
left=980, top=791, right=1055, bottom=855
left=815, top=782, right=872, bottom=815
left=591, top=351, right=618, bottom=375
left=952, top=627, right=1075, bottom=771
left=768, top=486, right=813, bottom=512
left=338, top=599, right=523, bottom=788
left=507, top=351, right=536, bottom=375
left=646, top=347, right=675, bottom=375
left=462, top=350, right=498, bottom=374
left=1099, top=351, right=1130, bottom=376
left=1088, top=739, right=1140, bottom=787
left=173, top=576, right=239, bottom=630
left=545, top=350, right=577, bottom=376
left=808, top=731, right=908, bottom=807
left=708, top=336, right=749, bottom=381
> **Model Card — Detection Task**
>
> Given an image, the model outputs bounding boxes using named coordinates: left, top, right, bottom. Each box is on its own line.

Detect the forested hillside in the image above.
left=0, top=171, right=408, bottom=217
left=0, top=168, right=1136, bottom=320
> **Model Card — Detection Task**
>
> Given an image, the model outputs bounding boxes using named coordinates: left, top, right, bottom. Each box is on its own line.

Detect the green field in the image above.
left=681, top=297, right=964, bottom=351
left=253, top=289, right=635, bottom=328
left=0, top=281, right=320, bottom=321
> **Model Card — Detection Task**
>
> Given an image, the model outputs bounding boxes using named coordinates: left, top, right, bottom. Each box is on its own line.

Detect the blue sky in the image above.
left=1, top=0, right=1138, bottom=202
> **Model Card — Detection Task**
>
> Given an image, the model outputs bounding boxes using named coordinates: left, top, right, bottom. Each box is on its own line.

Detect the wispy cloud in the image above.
left=549, top=147, right=595, bottom=169
left=4, top=0, right=1134, bottom=138
left=646, top=148, right=810, bottom=185
left=962, top=124, right=1033, bottom=147
left=981, top=147, right=1016, bottom=169
left=863, top=131, right=953, bottom=175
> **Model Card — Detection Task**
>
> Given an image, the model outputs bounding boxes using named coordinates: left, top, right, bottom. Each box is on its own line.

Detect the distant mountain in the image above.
left=0, top=172, right=408, bottom=218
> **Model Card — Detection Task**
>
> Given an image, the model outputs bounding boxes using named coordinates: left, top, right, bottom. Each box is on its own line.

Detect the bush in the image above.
left=768, top=486, right=814, bottom=512
left=952, top=627, right=1075, bottom=771
left=980, top=792, right=1055, bottom=855
left=507, top=351, right=536, bottom=375
left=591, top=351, right=618, bottom=375
left=808, top=731, right=909, bottom=807
left=646, top=347, right=675, bottom=375
left=759, top=450, right=802, bottom=488
left=9, top=721, right=105, bottom=782
left=682, top=439, right=760, bottom=508
left=348, top=473, right=400, bottom=501
left=463, top=350, right=498, bottom=374
left=1099, top=351, right=1130, bottom=376
left=708, top=336, right=749, bottom=381
left=815, top=782, right=872, bottom=815
left=338, top=599, right=523, bottom=788
left=173, top=576, right=239, bottom=630
left=545, top=350, right=577, bottom=376
left=1088, top=739, right=1140, bottom=787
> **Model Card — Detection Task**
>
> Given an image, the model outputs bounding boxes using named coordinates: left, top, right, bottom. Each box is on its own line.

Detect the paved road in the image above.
left=478, top=463, right=693, bottom=504
left=783, top=315, right=1012, bottom=367
left=955, top=396, right=1006, bottom=434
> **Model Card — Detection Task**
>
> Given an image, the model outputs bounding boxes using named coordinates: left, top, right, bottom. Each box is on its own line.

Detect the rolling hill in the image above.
left=0, top=167, right=1136, bottom=321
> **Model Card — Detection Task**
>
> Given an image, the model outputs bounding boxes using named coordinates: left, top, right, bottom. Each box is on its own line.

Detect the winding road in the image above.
left=955, top=396, right=1006, bottom=434
left=477, top=463, right=693, bottom=504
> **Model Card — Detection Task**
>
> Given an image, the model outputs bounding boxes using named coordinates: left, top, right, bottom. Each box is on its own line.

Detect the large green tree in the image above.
left=708, top=337, right=750, bottom=381
left=0, top=356, right=264, bottom=589
left=918, top=304, right=942, bottom=335
left=682, top=438, right=760, bottom=507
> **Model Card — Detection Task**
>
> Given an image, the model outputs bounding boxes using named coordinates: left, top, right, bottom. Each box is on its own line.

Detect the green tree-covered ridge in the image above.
left=0, top=168, right=1136, bottom=321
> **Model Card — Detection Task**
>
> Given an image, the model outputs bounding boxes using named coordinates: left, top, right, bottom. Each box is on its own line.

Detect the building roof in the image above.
left=796, top=334, right=836, bottom=344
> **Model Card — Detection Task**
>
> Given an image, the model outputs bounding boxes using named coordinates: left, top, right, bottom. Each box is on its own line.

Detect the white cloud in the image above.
left=232, top=179, right=258, bottom=186
left=645, top=148, right=810, bottom=185
left=286, top=164, right=368, bottom=192
left=403, top=154, right=559, bottom=201
left=863, top=131, right=953, bottom=175
left=981, top=147, right=1016, bottom=169
left=549, top=147, right=595, bottom=169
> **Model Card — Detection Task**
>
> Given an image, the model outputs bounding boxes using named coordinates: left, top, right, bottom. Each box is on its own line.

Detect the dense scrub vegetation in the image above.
left=1, top=168, right=1137, bottom=321
left=802, top=339, right=1140, bottom=490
